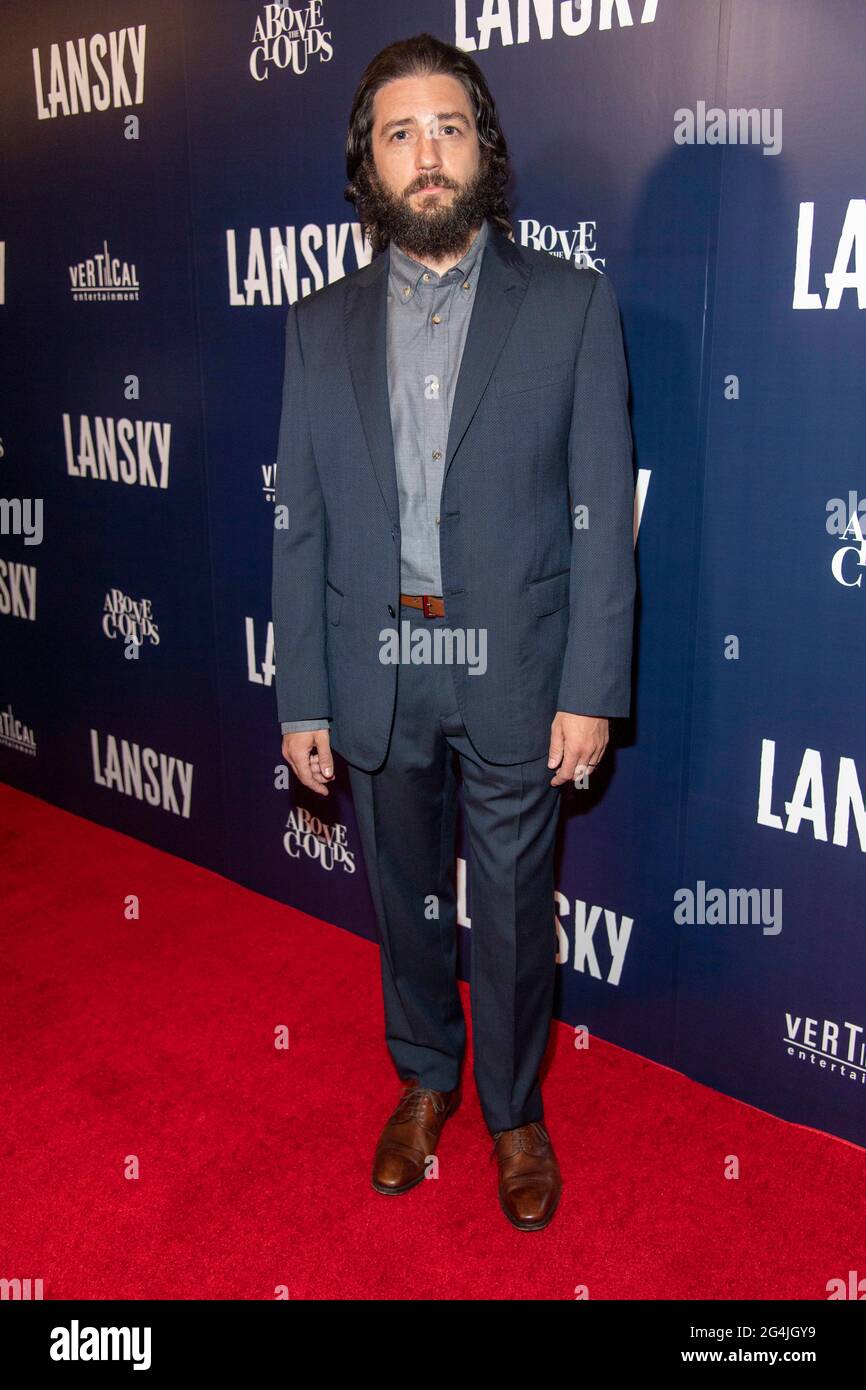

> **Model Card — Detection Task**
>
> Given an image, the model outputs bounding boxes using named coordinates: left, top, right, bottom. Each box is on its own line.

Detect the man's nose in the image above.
left=416, top=131, right=444, bottom=165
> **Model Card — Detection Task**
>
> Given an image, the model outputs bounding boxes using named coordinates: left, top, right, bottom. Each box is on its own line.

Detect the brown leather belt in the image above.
left=400, top=592, right=445, bottom=618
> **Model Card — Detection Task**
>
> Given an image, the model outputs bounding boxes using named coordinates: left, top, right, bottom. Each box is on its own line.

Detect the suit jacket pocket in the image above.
left=526, top=568, right=570, bottom=618
left=494, top=357, right=571, bottom=398
left=325, top=580, right=344, bottom=626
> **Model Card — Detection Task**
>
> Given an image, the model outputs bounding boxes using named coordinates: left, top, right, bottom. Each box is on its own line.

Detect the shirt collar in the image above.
left=389, top=217, right=489, bottom=303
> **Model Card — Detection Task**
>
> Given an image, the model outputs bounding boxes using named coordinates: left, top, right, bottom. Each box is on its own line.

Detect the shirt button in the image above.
left=422, top=272, right=431, bottom=282
left=462, top=280, right=470, bottom=289
left=432, top=450, right=441, bottom=459
left=431, top=313, right=441, bottom=324
left=435, top=516, right=441, bottom=525
left=402, top=285, right=411, bottom=297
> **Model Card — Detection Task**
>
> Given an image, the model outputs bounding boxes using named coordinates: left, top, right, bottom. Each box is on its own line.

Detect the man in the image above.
left=271, top=33, right=635, bottom=1231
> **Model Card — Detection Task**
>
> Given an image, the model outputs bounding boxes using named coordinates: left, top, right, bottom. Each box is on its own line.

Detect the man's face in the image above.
left=357, top=73, right=500, bottom=261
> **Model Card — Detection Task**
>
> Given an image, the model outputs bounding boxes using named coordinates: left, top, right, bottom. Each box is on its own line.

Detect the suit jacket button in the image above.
left=387, top=604, right=395, bottom=618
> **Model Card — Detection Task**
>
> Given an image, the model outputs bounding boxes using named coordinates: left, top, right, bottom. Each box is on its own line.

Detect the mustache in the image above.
left=406, top=177, right=457, bottom=194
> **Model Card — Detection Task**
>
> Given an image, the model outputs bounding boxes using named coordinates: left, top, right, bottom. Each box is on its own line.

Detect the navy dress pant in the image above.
left=346, top=605, right=561, bottom=1136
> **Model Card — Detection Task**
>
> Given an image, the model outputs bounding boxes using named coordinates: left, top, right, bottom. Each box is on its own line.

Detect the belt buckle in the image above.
left=421, top=594, right=436, bottom=619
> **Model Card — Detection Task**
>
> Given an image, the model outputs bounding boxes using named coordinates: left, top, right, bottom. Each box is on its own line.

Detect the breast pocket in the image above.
left=494, top=357, right=572, bottom=398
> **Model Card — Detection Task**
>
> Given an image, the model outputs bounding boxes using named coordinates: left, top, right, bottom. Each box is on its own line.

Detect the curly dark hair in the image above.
left=343, top=32, right=514, bottom=250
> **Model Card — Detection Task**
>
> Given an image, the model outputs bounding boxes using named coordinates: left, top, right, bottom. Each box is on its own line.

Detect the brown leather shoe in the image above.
left=372, top=1078, right=461, bottom=1194
left=492, top=1121, right=562, bottom=1230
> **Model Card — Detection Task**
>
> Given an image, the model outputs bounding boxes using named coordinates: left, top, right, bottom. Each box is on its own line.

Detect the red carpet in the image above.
left=1, top=781, right=864, bottom=1300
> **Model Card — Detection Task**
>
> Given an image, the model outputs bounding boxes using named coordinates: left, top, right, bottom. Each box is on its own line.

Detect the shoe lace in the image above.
left=489, top=1120, right=550, bottom=1161
left=391, top=1084, right=446, bottom=1126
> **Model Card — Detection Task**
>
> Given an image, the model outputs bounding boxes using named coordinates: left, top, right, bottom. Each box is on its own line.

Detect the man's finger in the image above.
left=288, top=756, right=328, bottom=797
left=313, top=730, right=334, bottom=780
left=572, top=739, right=608, bottom=781
left=547, top=723, right=565, bottom=770
left=550, top=742, right=590, bottom=786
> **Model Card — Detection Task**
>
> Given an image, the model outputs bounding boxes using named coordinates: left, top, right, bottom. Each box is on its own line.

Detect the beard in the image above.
left=353, top=151, right=502, bottom=261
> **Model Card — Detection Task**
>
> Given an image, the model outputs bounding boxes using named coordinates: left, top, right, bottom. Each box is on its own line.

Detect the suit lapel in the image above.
left=344, top=248, right=399, bottom=527
left=441, top=226, right=529, bottom=485
left=344, top=221, right=530, bottom=530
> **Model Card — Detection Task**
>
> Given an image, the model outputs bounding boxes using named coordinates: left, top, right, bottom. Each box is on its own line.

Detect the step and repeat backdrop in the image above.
left=1, top=1, right=863, bottom=1146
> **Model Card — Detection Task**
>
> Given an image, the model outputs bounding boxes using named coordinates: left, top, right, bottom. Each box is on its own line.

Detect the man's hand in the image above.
left=281, top=728, right=334, bottom=798
left=547, top=712, right=609, bottom=787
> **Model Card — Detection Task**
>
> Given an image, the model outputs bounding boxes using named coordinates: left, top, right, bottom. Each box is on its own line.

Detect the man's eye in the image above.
left=390, top=126, right=460, bottom=141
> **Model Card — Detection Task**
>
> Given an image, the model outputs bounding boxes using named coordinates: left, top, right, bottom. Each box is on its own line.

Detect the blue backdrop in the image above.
left=1, top=0, right=863, bottom=1146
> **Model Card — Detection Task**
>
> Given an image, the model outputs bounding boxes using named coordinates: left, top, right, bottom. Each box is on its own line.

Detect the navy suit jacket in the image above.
left=271, top=222, right=636, bottom=770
